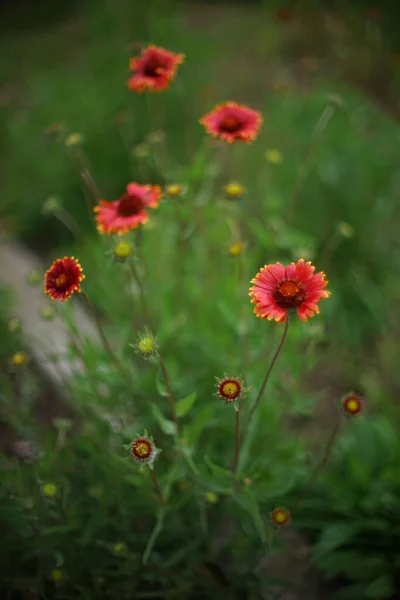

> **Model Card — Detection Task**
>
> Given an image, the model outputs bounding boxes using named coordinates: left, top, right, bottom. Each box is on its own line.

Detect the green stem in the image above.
left=232, top=407, right=240, bottom=475
left=82, top=291, right=131, bottom=384
left=241, top=317, right=290, bottom=446
left=292, top=417, right=342, bottom=511
left=129, top=259, right=179, bottom=430
left=158, top=354, right=179, bottom=431
left=128, top=259, right=154, bottom=331
left=150, top=468, right=165, bottom=505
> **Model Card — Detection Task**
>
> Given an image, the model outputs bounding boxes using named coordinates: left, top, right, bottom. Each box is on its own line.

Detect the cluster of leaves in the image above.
left=296, top=415, right=400, bottom=600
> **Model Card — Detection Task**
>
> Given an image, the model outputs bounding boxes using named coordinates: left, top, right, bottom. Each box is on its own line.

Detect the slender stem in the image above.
left=129, top=259, right=179, bottom=430
left=175, top=76, right=194, bottom=162
left=53, top=208, right=84, bottom=242
left=82, top=291, right=131, bottom=383
left=150, top=468, right=165, bottom=505
left=128, top=260, right=153, bottom=330
left=292, top=417, right=342, bottom=511
left=158, top=354, right=179, bottom=430
left=232, top=407, right=240, bottom=474
left=241, top=317, right=290, bottom=446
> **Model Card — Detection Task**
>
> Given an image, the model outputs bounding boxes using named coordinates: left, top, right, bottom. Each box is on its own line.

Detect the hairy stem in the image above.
left=241, top=317, right=290, bottom=446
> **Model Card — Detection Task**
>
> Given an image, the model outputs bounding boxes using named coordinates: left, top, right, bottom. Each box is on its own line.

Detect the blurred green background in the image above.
left=1, top=0, right=400, bottom=598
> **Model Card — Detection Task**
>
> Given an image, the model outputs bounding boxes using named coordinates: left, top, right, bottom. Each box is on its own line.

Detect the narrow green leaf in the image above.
left=235, top=493, right=266, bottom=546
left=175, top=392, right=197, bottom=418
left=156, top=368, right=169, bottom=398
left=204, top=455, right=233, bottom=479
left=151, top=404, right=178, bottom=436
left=142, top=508, right=166, bottom=565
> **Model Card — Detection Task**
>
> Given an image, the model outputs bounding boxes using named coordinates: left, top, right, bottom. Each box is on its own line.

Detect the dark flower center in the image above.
left=118, top=194, right=145, bottom=217
left=220, top=116, right=242, bottom=133
left=273, top=279, right=306, bottom=309
left=55, top=271, right=74, bottom=291
left=143, top=57, right=165, bottom=77
left=132, top=439, right=152, bottom=459
left=220, top=379, right=241, bottom=400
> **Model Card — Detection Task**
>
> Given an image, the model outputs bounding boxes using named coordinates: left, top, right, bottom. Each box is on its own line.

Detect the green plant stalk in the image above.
left=53, top=207, right=84, bottom=242
left=81, top=291, right=131, bottom=384
left=150, top=467, right=165, bottom=505
left=292, top=417, right=343, bottom=512
left=129, top=258, right=179, bottom=430
left=158, top=354, right=179, bottom=430
left=232, top=406, right=241, bottom=475
left=241, top=316, right=290, bottom=446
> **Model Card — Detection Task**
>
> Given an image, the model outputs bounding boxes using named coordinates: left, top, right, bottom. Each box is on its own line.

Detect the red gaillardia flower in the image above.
left=128, top=44, right=185, bottom=93
left=129, top=432, right=160, bottom=467
left=94, top=182, right=162, bottom=235
left=44, top=257, right=85, bottom=301
left=215, top=374, right=247, bottom=404
left=200, top=101, right=263, bottom=144
left=249, top=259, right=330, bottom=323
left=270, top=507, right=291, bottom=528
left=341, top=393, right=363, bottom=417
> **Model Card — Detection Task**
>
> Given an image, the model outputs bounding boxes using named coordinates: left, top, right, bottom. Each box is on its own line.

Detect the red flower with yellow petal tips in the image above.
left=44, top=257, right=85, bottom=301
left=341, top=393, right=363, bottom=417
left=200, top=101, right=263, bottom=144
left=249, top=259, right=330, bottom=323
left=215, top=374, right=247, bottom=404
left=128, top=44, right=184, bottom=93
left=94, top=182, right=162, bottom=235
left=270, top=507, right=291, bottom=528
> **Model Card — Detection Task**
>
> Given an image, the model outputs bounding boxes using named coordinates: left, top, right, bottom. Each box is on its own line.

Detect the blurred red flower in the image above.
left=128, top=44, right=184, bottom=92
left=200, top=101, right=263, bottom=144
left=94, top=182, right=162, bottom=235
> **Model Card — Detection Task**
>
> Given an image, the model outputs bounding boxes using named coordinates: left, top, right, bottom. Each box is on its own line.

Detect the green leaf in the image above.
left=234, top=493, right=266, bottom=546
left=204, top=455, right=233, bottom=479
left=151, top=404, right=178, bottom=436
left=182, top=405, right=215, bottom=446
left=365, top=575, right=395, bottom=599
left=156, top=368, right=169, bottom=398
left=175, top=392, right=197, bottom=418
left=314, top=522, right=360, bottom=559
left=143, top=508, right=166, bottom=565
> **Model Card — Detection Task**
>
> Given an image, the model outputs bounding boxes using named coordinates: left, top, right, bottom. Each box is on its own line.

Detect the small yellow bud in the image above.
left=224, top=182, right=245, bottom=199
left=205, top=491, right=219, bottom=504
left=132, top=143, right=150, bottom=159
left=265, top=149, right=283, bottom=164
left=65, top=133, right=83, bottom=147
left=113, top=240, right=133, bottom=261
left=228, top=242, right=244, bottom=257
left=42, top=483, right=57, bottom=498
left=165, top=184, right=186, bottom=197
left=337, top=222, right=354, bottom=238
left=11, top=352, right=26, bottom=366
left=51, top=569, right=64, bottom=582
left=132, top=328, right=159, bottom=360
left=113, top=542, right=126, bottom=554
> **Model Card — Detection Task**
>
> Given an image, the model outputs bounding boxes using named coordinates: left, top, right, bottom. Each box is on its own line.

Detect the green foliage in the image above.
left=296, top=416, right=400, bottom=599
left=1, top=1, right=400, bottom=599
